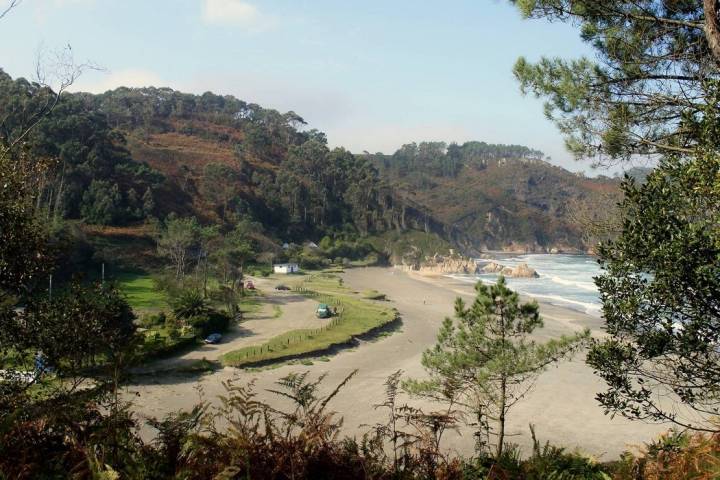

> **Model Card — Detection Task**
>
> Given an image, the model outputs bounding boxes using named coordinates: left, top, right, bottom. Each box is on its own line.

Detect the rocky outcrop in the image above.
left=481, top=262, right=504, bottom=273
left=399, top=252, right=480, bottom=275
left=480, top=261, right=539, bottom=278
left=502, top=262, right=539, bottom=278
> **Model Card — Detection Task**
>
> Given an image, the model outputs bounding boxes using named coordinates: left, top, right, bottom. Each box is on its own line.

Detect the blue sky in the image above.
left=0, top=0, right=608, bottom=174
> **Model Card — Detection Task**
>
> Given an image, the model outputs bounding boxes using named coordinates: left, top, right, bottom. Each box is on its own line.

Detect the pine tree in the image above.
left=405, top=277, right=588, bottom=457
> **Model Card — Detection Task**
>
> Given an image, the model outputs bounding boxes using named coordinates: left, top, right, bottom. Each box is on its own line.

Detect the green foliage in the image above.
left=383, top=140, right=543, bottom=179
left=588, top=147, right=720, bottom=430
left=13, top=282, right=137, bottom=371
left=81, top=180, right=124, bottom=225
left=116, top=270, right=169, bottom=310
left=510, top=1, right=719, bottom=162
left=222, top=275, right=397, bottom=367
left=405, top=277, right=589, bottom=456
left=139, top=311, right=166, bottom=329
left=188, top=310, right=231, bottom=337
left=0, top=70, right=163, bottom=225
left=156, top=215, right=200, bottom=280
left=0, top=149, right=54, bottom=298
left=172, top=290, right=210, bottom=320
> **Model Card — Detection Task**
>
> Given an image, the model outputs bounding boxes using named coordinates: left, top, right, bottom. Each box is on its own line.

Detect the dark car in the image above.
left=275, top=284, right=291, bottom=291
left=204, top=333, right=222, bottom=344
left=316, top=303, right=332, bottom=318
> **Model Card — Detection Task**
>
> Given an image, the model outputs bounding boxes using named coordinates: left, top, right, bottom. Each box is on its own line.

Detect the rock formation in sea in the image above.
left=481, top=262, right=505, bottom=273
left=500, top=262, right=539, bottom=278
left=399, top=252, right=480, bottom=275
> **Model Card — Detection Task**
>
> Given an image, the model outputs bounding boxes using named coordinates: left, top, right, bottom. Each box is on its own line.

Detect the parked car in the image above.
left=275, top=284, right=291, bottom=291
left=204, top=333, right=222, bottom=344
left=316, top=303, right=332, bottom=318
left=245, top=280, right=255, bottom=290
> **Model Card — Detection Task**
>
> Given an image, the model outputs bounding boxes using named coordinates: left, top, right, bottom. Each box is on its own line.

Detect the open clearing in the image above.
left=221, top=273, right=397, bottom=367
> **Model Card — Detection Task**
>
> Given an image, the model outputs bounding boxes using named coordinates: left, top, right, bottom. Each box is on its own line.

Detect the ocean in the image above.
left=449, top=254, right=603, bottom=316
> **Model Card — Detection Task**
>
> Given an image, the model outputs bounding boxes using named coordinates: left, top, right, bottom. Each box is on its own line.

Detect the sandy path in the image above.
left=126, top=267, right=666, bottom=458
left=135, top=281, right=325, bottom=372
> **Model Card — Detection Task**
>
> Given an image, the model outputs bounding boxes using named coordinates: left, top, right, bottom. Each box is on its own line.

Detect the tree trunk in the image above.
left=202, top=257, right=209, bottom=298
left=497, top=377, right=507, bottom=458
left=705, top=0, right=720, bottom=63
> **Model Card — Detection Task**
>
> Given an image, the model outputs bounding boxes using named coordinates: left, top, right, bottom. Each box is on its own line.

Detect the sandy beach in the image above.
left=127, top=267, right=666, bottom=459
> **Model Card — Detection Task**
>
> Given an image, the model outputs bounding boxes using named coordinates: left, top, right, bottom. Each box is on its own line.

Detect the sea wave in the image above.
left=447, top=274, right=601, bottom=315
left=547, top=275, right=598, bottom=292
left=524, top=292, right=602, bottom=315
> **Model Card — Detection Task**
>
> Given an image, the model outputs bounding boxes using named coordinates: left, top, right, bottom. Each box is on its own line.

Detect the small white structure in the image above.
left=273, top=262, right=300, bottom=274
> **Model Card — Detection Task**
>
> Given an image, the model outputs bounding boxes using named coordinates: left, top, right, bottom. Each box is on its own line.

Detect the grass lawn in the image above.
left=114, top=271, right=168, bottom=311
left=221, top=273, right=397, bottom=368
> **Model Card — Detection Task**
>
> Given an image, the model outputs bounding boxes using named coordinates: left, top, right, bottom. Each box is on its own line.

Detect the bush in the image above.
left=612, top=429, right=720, bottom=480
left=152, top=272, right=185, bottom=299
left=188, top=310, right=231, bottom=337
left=172, top=290, right=210, bottom=320
left=298, top=255, right=328, bottom=270
left=140, top=311, right=166, bottom=328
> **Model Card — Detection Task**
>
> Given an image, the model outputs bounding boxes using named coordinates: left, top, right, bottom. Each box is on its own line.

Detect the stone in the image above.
left=482, top=262, right=505, bottom=273
left=509, top=262, right=539, bottom=278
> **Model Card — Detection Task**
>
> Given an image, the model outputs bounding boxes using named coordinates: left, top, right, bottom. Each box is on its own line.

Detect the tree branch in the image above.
left=0, top=0, right=21, bottom=20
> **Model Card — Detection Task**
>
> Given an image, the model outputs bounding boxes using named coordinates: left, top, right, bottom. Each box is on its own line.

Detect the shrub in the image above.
left=613, top=430, right=720, bottom=480
left=172, top=290, right=210, bottom=320
left=140, top=311, right=166, bottom=328
left=299, top=255, right=328, bottom=270
left=188, top=311, right=231, bottom=337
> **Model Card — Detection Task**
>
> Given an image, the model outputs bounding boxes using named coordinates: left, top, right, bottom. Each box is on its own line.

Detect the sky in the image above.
left=0, top=0, right=611, bottom=175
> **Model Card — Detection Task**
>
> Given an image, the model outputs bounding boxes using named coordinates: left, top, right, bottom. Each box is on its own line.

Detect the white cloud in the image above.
left=201, top=0, right=272, bottom=30
left=69, top=68, right=167, bottom=94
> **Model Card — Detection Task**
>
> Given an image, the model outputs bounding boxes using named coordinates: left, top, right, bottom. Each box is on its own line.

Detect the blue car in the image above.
left=204, top=333, right=222, bottom=344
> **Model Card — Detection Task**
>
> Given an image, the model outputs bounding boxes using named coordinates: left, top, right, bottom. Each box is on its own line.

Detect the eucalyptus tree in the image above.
left=156, top=215, right=200, bottom=281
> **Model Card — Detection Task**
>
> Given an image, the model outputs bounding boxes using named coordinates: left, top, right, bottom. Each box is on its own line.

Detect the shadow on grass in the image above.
left=129, top=358, right=221, bottom=386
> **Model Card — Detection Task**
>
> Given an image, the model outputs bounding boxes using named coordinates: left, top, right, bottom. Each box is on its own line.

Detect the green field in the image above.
left=221, top=273, right=397, bottom=367
left=114, top=271, right=169, bottom=311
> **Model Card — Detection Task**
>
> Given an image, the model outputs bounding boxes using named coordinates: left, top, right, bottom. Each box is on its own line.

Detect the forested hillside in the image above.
left=0, top=69, right=619, bottom=254
left=366, top=142, right=619, bottom=252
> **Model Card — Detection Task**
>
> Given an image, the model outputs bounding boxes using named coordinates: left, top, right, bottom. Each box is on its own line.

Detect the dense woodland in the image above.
left=0, top=68, right=621, bottom=257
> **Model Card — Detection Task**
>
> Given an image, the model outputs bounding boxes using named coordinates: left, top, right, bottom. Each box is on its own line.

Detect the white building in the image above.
left=273, top=262, right=300, bottom=274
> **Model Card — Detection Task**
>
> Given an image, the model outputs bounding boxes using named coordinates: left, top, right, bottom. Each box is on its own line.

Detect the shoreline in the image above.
left=402, top=268, right=605, bottom=334
left=127, top=266, right=665, bottom=458
left=401, top=262, right=604, bottom=318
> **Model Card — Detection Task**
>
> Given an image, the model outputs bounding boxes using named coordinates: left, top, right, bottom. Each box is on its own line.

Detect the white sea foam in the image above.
left=451, top=254, right=604, bottom=316
left=522, top=292, right=602, bottom=315
left=547, top=275, right=597, bottom=292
